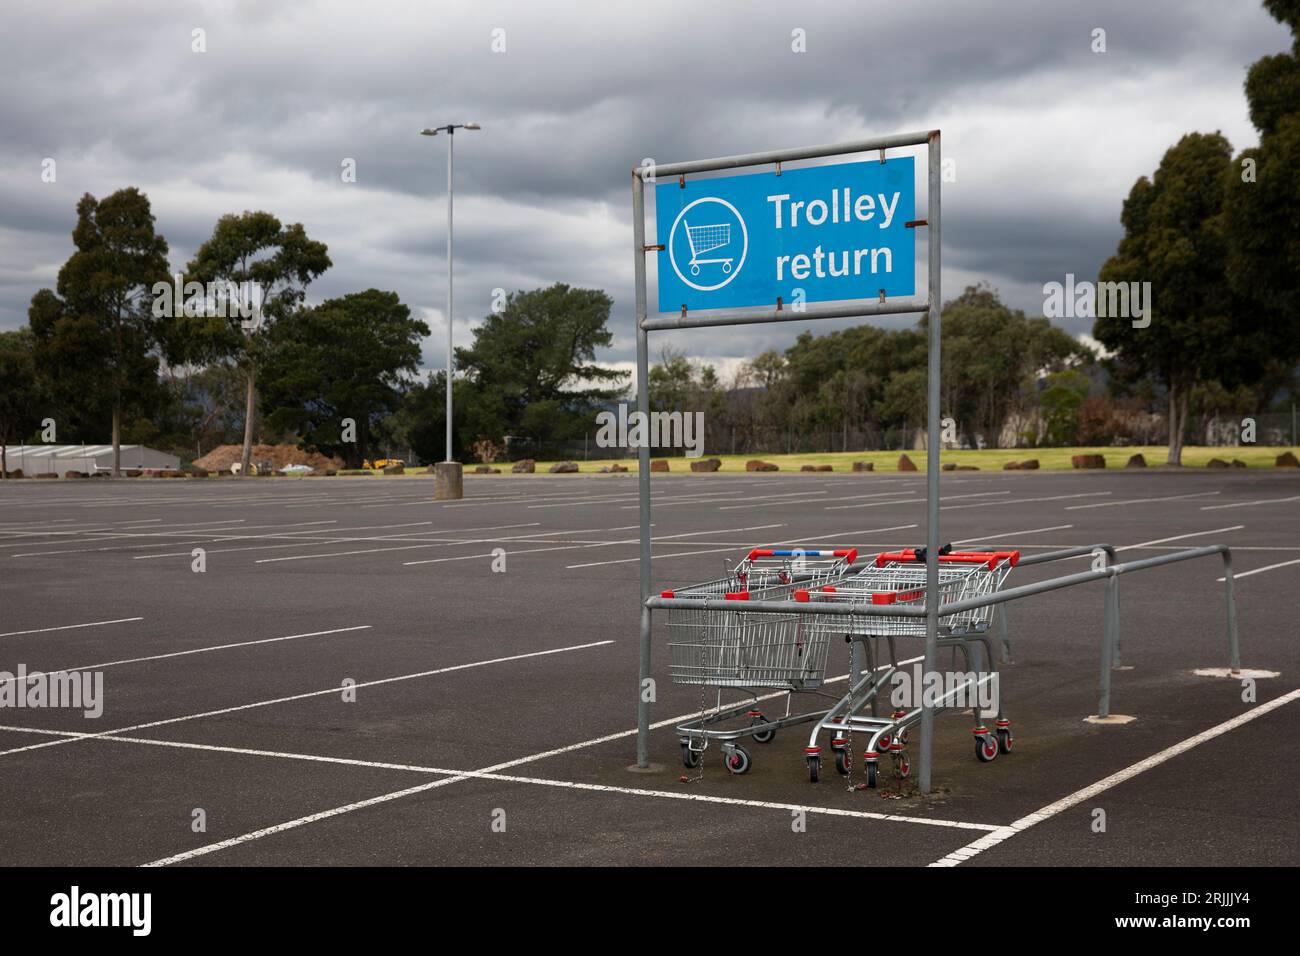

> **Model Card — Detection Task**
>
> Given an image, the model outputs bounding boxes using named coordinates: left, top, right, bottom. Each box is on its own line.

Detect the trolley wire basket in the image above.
left=795, top=549, right=1019, bottom=639
left=663, top=548, right=858, bottom=690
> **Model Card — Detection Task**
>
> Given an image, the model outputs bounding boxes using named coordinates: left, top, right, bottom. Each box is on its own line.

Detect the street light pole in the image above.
left=421, top=122, right=480, bottom=500
left=445, top=126, right=454, bottom=463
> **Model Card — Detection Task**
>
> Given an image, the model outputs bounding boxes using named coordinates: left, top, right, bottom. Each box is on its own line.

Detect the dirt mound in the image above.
left=193, top=444, right=344, bottom=473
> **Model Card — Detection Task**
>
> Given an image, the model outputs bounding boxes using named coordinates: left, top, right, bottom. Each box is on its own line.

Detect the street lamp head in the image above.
left=463, top=122, right=481, bottom=130
left=419, top=128, right=439, bottom=136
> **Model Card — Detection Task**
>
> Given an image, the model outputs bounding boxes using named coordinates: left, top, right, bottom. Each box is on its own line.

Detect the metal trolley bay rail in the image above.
left=798, top=547, right=1019, bottom=787
left=663, top=548, right=859, bottom=774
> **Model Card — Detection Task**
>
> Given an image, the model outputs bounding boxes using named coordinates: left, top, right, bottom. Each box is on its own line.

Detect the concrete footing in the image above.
left=434, top=461, right=464, bottom=500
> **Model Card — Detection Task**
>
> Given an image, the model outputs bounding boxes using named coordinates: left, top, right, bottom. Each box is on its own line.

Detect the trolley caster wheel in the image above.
left=690, top=264, right=701, bottom=276
left=681, top=744, right=700, bottom=769
left=749, top=715, right=775, bottom=744
left=834, top=748, right=852, bottom=776
left=722, top=261, right=732, bottom=273
left=877, top=733, right=891, bottom=751
left=807, top=756, right=820, bottom=783
left=864, top=762, right=879, bottom=789
left=997, top=726, right=1014, bottom=754
left=896, top=751, right=911, bottom=779
left=724, top=746, right=751, bottom=775
left=975, top=733, right=999, bottom=763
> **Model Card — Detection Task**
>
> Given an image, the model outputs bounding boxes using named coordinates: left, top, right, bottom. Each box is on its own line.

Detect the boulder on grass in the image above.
left=1206, top=458, right=1229, bottom=469
left=549, top=461, right=579, bottom=473
left=1071, top=454, right=1105, bottom=469
left=511, top=459, right=535, bottom=474
left=1125, top=454, right=1147, bottom=468
left=650, top=460, right=669, bottom=473
left=690, top=458, right=721, bottom=473
left=956, top=465, right=979, bottom=471
left=942, top=462, right=956, bottom=472
left=473, top=465, right=499, bottom=474
left=4, top=469, right=23, bottom=479
left=1003, top=461, right=1022, bottom=470
left=64, top=470, right=87, bottom=479
left=1276, top=451, right=1299, bottom=467
left=746, top=459, right=777, bottom=472
left=852, top=461, right=873, bottom=472
left=382, top=464, right=405, bottom=475
left=898, top=454, right=917, bottom=472
left=609, top=464, right=628, bottom=473
left=1231, top=459, right=1247, bottom=468
left=186, top=467, right=209, bottom=478
left=1020, top=459, right=1040, bottom=470
left=35, top=472, right=58, bottom=479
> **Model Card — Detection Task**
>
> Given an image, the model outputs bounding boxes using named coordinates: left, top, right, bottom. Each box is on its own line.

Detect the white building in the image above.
left=1, top=444, right=180, bottom=475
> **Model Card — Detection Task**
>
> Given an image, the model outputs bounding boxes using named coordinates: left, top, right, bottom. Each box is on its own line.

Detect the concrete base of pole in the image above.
left=625, top=763, right=665, bottom=774
left=1084, top=714, right=1136, bottom=725
left=434, top=461, right=464, bottom=500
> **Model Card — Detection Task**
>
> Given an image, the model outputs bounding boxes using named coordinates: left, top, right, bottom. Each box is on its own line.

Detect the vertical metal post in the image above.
left=445, top=128, right=455, bottom=462
left=1222, top=550, right=1240, bottom=672
left=1099, top=573, right=1118, bottom=717
left=633, top=170, right=654, bottom=768
left=998, top=604, right=1011, bottom=663
left=919, top=131, right=941, bottom=794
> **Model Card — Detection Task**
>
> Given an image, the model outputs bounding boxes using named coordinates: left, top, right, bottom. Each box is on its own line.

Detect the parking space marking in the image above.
left=564, top=523, right=917, bottom=568
left=1201, top=494, right=1300, bottom=511
left=928, top=688, right=1300, bottom=867
left=1217, top=557, right=1300, bottom=581
left=0, top=626, right=373, bottom=687
left=0, top=640, right=615, bottom=759
left=1065, top=491, right=1220, bottom=510
left=1117, top=525, right=1244, bottom=551
left=0, top=617, right=143, bottom=639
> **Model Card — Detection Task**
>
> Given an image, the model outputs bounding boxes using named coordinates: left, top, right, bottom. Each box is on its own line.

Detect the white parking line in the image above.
left=1201, top=494, right=1300, bottom=511
left=1117, top=525, right=1243, bottom=551
left=0, top=626, right=373, bottom=687
left=0, top=617, right=143, bottom=639
left=1065, top=491, right=1220, bottom=510
left=928, top=688, right=1300, bottom=867
left=0, top=640, right=615, bottom=759
left=1217, top=557, right=1300, bottom=581
left=564, top=524, right=918, bottom=569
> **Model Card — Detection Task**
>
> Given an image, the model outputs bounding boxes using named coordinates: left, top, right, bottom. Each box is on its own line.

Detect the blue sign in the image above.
left=654, top=157, right=915, bottom=313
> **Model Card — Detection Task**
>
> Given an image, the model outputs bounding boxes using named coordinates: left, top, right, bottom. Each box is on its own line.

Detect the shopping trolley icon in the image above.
left=684, top=220, right=733, bottom=276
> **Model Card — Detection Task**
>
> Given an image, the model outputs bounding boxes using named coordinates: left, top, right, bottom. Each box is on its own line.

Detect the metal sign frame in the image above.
left=630, top=130, right=945, bottom=791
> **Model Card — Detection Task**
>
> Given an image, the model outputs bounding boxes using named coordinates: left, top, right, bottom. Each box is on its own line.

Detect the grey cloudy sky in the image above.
left=1, top=0, right=1289, bottom=383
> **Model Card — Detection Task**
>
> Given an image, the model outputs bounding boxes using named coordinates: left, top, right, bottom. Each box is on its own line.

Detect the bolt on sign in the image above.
left=654, top=157, right=916, bottom=312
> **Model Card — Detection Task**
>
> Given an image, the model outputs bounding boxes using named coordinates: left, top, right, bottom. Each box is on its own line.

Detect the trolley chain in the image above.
left=682, top=642, right=710, bottom=784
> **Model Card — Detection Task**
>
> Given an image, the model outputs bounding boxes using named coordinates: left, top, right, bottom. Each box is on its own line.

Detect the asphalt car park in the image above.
left=0, top=468, right=1296, bottom=866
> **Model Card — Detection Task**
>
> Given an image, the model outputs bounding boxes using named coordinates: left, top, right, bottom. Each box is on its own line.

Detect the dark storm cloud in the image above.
left=0, top=0, right=1290, bottom=371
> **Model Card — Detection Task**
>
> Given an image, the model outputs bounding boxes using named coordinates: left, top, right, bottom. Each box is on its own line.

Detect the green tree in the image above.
left=180, top=212, right=331, bottom=475
left=258, top=289, right=428, bottom=468
left=27, top=189, right=171, bottom=474
left=0, top=329, right=39, bottom=477
left=1095, top=133, right=1238, bottom=465
left=455, top=283, right=625, bottom=444
left=1039, top=369, right=1092, bottom=446
left=1221, top=0, right=1300, bottom=392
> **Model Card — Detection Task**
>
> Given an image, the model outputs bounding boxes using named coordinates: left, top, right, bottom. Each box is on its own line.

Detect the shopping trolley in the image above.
left=684, top=220, right=733, bottom=276
left=797, top=547, right=1019, bottom=787
left=662, top=548, right=858, bottom=774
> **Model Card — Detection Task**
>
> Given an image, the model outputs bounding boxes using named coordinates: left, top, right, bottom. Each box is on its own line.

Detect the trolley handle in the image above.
left=875, top=548, right=1020, bottom=569
left=747, top=547, right=858, bottom=565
